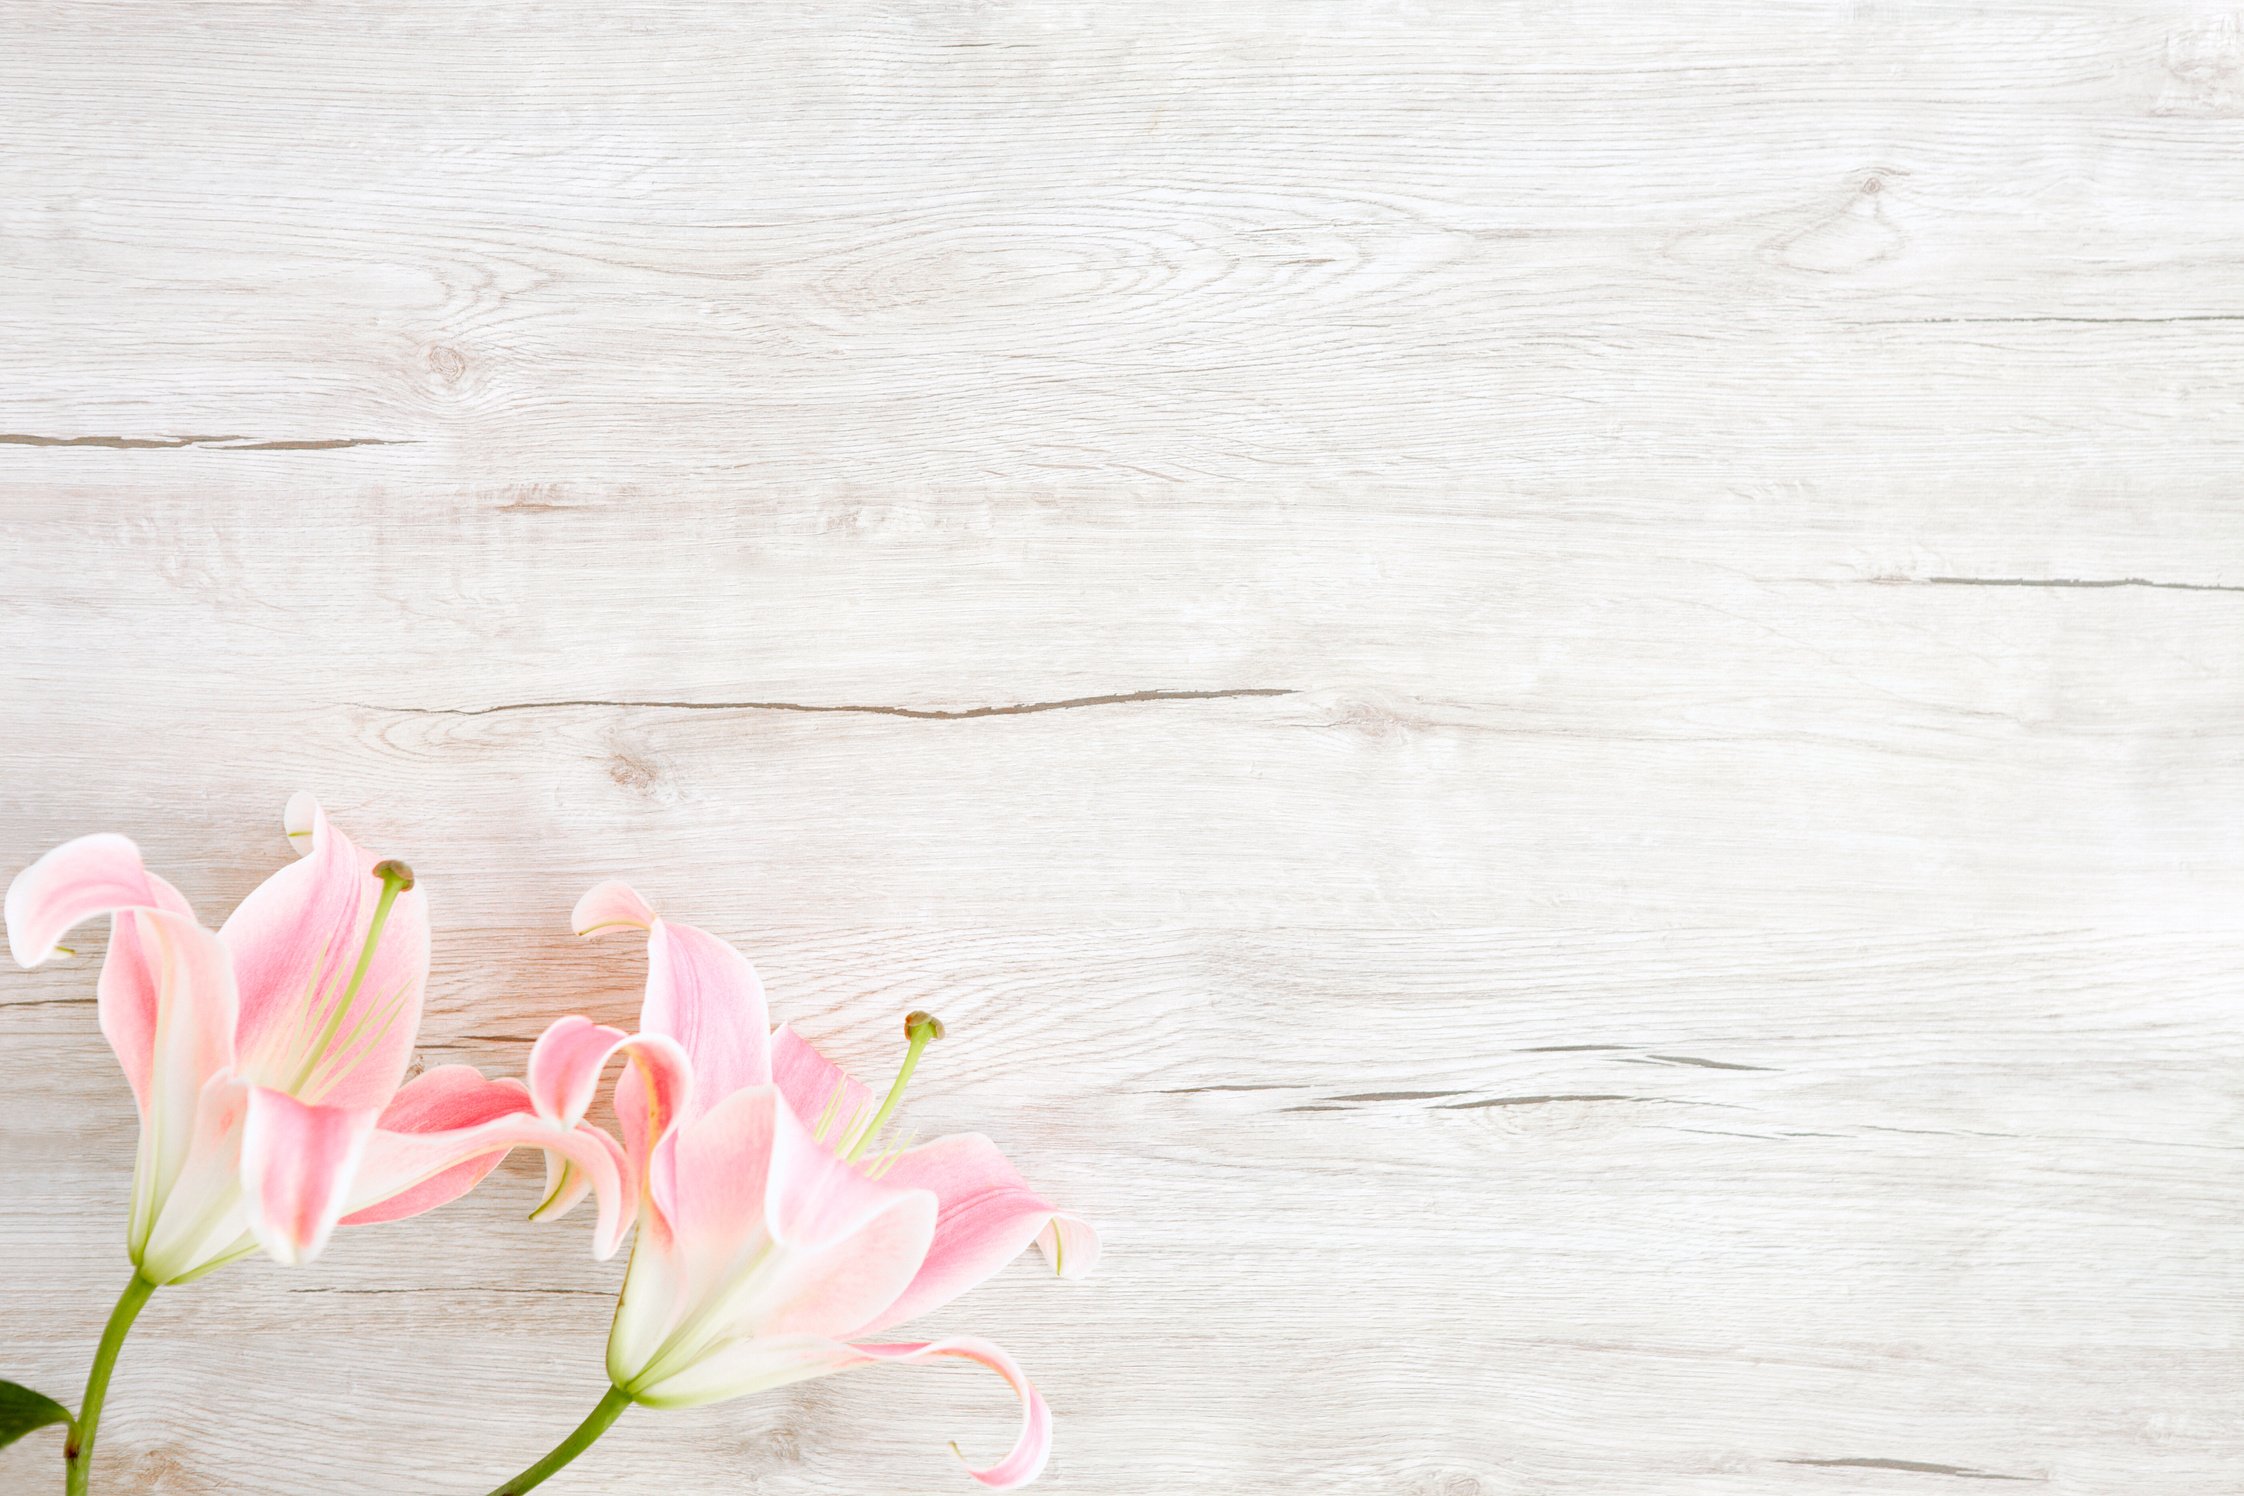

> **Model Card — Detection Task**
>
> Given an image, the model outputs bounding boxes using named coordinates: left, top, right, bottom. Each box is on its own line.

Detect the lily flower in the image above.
left=484, top=882, right=1097, bottom=1495
left=6, top=796, right=638, bottom=1495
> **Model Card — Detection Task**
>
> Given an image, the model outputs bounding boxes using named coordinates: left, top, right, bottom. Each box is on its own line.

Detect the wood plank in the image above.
left=1, top=2, right=2238, bottom=1491
left=2, top=927, right=2237, bottom=1492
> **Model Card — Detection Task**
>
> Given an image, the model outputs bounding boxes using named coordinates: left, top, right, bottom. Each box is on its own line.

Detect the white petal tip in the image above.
left=282, top=792, right=322, bottom=849
left=571, top=880, right=657, bottom=938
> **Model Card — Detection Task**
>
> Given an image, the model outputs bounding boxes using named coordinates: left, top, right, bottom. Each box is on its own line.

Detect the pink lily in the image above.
left=485, top=882, right=1098, bottom=1494
left=7, top=796, right=638, bottom=1494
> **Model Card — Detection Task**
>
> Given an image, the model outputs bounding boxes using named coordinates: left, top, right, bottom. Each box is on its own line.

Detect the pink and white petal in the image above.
left=4, top=832, right=188, bottom=966
left=527, top=1016, right=631, bottom=1124
left=127, top=910, right=243, bottom=1198
left=7, top=833, right=201, bottom=1113
left=223, top=795, right=430, bottom=1111
left=343, top=1070, right=635, bottom=1258
left=762, top=1081, right=929, bottom=1254
left=606, top=1031, right=693, bottom=1210
left=855, top=1133, right=1098, bottom=1334
left=604, top=1207, right=693, bottom=1391
left=850, top=1338, right=1053, bottom=1490
left=529, top=1124, right=629, bottom=1227
left=609, top=1090, right=936, bottom=1395
left=639, top=919, right=770, bottom=1118
left=338, top=1066, right=534, bottom=1227
left=659, top=1085, right=780, bottom=1287
left=633, top=1334, right=1051, bottom=1490
left=572, top=880, right=656, bottom=938
left=1033, top=1212, right=1099, bottom=1280
left=645, top=1088, right=932, bottom=1344
left=622, top=1174, right=935, bottom=1388
left=625, top=1330, right=867, bottom=1407
left=769, top=1024, right=874, bottom=1140
left=240, top=1085, right=380, bottom=1267
left=132, top=1072, right=253, bottom=1284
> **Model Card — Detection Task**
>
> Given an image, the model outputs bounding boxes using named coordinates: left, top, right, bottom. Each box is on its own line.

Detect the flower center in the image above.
left=841, top=1010, right=943, bottom=1163
left=287, top=859, right=414, bottom=1095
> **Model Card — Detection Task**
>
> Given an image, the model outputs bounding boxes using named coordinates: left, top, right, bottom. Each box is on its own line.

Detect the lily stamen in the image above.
left=813, top=1078, right=851, bottom=1146
left=840, top=1010, right=942, bottom=1162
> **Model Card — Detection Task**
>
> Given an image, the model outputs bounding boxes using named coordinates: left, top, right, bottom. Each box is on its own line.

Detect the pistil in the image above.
left=842, top=1010, right=943, bottom=1162
left=289, top=859, right=414, bottom=1094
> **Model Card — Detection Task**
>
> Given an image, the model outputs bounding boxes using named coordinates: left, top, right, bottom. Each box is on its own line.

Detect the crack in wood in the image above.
left=0, top=433, right=413, bottom=450
left=362, top=688, right=1298, bottom=721
left=1781, top=1457, right=2035, bottom=1481
left=1641, top=1054, right=1776, bottom=1072
left=1438, top=1093, right=1638, bottom=1110
left=1158, top=1083, right=1296, bottom=1094
left=1329, top=1089, right=1468, bottom=1102
left=1884, top=575, right=2244, bottom=595
left=1856, top=313, right=2244, bottom=326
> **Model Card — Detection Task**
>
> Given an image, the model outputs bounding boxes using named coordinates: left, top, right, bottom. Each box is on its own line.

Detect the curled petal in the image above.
left=5, top=832, right=192, bottom=966
left=224, top=795, right=429, bottom=1111
left=343, top=1066, right=637, bottom=1258
left=240, top=1085, right=379, bottom=1267
left=633, top=1334, right=1051, bottom=1489
left=6, top=834, right=200, bottom=1115
left=528, top=1015, right=632, bottom=1123
left=857, top=1133, right=1100, bottom=1335
left=852, top=1338, right=1053, bottom=1490
left=532, top=1123, right=630, bottom=1226
left=528, top=1015, right=692, bottom=1138
left=573, top=880, right=656, bottom=937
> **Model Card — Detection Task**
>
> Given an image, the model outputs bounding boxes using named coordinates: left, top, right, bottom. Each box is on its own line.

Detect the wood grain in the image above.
left=1, top=3, right=2239, bottom=1493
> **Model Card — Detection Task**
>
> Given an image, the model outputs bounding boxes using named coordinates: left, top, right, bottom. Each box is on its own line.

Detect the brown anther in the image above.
left=371, top=858, right=416, bottom=891
left=904, top=1010, right=945, bottom=1041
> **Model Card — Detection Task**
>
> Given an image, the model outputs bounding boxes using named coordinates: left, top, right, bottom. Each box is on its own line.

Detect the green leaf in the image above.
left=0, top=1380, right=72, bottom=1449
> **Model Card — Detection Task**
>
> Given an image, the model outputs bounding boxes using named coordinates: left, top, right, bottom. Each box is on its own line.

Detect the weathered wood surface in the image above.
left=1, top=3, right=2239, bottom=1492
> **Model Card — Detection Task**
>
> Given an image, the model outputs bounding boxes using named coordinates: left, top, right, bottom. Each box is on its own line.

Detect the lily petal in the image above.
left=224, top=794, right=429, bottom=1111
left=343, top=1066, right=637, bottom=1258
left=240, top=1085, right=380, bottom=1267
left=4, top=832, right=193, bottom=966
left=5, top=832, right=197, bottom=1113
left=582, top=888, right=768, bottom=1124
left=118, top=910, right=242, bottom=1238
left=1034, top=1214, right=1100, bottom=1282
left=133, top=1072, right=254, bottom=1285
left=528, top=1014, right=692, bottom=1136
left=340, top=1066, right=536, bottom=1225
left=609, top=1087, right=936, bottom=1394
left=526, top=1017, right=690, bottom=1232
left=572, top=880, right=657, bottom=937
left=856, top=1133, right=1101, bottom=1335
left=634, top=1333, right=1051, bottom=1489
left=527, top=1015, right=631, bottom=1124
left=639, top=918, right=771, bottom=1118
left=769, top=1023, right=874, bottom=1142
left=850, top=1337, right=1053, bottom=1490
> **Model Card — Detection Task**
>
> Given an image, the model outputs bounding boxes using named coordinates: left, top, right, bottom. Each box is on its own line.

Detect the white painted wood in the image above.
left=2, top=3, right=2239, bottom=1492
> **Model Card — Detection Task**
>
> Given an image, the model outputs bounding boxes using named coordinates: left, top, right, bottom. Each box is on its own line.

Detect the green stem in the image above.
left=485, top=1385, right=633, bottom=1495
left=65, top=1272, right=156, bottom=1496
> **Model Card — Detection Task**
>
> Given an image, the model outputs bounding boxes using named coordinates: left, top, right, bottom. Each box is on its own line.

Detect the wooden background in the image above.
left=2, top=3, right=2239, bottom=1492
